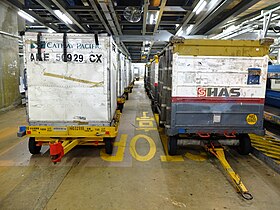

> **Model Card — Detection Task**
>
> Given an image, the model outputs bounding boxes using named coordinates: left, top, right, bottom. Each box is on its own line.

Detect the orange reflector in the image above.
left=27, top=131, right=31, bottom=134
left=105, top=131, right=110, bottom=135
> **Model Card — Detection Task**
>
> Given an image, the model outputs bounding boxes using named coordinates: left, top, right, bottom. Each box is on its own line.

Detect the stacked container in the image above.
left=25, top=33, right=119, bottom=126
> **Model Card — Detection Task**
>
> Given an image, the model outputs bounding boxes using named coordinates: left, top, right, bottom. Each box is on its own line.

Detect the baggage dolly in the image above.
left=18, top=111, right=121, bottom=163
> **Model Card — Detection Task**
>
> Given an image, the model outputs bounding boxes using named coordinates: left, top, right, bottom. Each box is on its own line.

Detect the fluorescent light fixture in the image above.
left=54, top=10, right=73, bottom=24
left=178, top=27, right=183, bottom=36
left=48, top=28, right=55, bottom=33
left=186, top=25, right=194, bottom=35
left=208, top=0, right=218, bottom=11
left=18, top=10, right=35, bottom=23
left=149, top=13, right=154, bottom=25
left=223, top=25, right=238, bottom=33
left=155, top=11, right=159, bottom=23
left=196, top=1, right=207, bottom=14
left=175, top=24, right=180, bottom=28
left=193, top=0, right=207, bottom=15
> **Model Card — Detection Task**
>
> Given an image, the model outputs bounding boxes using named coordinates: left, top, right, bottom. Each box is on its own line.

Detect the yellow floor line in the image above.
left=0, top=127, right=18, bottom=140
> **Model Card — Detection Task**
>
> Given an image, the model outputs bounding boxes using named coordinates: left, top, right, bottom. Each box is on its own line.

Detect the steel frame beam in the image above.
left=35, top=0, right=77, bottom=32
left=88, top=0, right=111, bottom=34
left=206, top=0, right=263, bottom=35
left=191, top=0, right=230, bottom=35
left=51, top=0, right=87, bottom=32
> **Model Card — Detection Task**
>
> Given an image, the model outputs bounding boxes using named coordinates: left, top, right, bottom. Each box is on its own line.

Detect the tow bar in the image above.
left=205, top=142, right=253, bottom=200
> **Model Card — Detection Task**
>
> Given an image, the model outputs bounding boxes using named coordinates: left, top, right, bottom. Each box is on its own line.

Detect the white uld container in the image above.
left=118, top=52, right=126, bottom=97
left=25, top=33, right=118, bottom=126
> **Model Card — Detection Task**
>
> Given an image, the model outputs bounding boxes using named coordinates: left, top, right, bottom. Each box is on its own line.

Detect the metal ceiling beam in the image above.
left=107, top=0, right=123, bottom=35
left=35, top=0, right=77, bottom=32
left=115, top=6, right=158, bottom=12
left=3, top=0, right=59, bottom=32
left=205, top=0, right=263, bottom=35
left=146, top=0, right=167, bottom=60
left=51, top=0, right=87, bottom=32
left=98, top=0, right=129, bottom=56
left=190, top=0, right=228, bottom=35
left=88, top=0, right=111, bottom=34
left=142, top=0, right=149, bottom=35
left=99, top=0, right=118, bottom=35
left=117, top=35, right=170, bottom=42
left=174, top=0, right=200, bottom=35
left=153, top=0, right=167, bottom=33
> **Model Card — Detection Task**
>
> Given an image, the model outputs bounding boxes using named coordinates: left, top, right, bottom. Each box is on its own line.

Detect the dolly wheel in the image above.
left=28, top=137, right=41, bottom=154
left=238, top=134, right=252, bottom=155
left=168, top=136, right=178, bottom=156
left=104, top=138, right=114, bottom=154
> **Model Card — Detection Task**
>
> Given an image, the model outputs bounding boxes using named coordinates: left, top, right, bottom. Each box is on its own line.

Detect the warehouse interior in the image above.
left=1, top=0, right=280, bottom=209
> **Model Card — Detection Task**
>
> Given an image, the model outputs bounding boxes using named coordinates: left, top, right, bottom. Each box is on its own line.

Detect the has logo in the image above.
left=197, top=87, right=240, bottom=97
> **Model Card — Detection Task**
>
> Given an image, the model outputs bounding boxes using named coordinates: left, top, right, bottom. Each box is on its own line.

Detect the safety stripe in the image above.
left=171, top=97, right=264, bottom=104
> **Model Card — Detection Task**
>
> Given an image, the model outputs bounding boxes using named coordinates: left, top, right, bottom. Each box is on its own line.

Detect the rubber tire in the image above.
left=28, top=137, right=41, bottom=154
left=168, top=136, right=178, bottom=156
left=238, top=134, right=252, bottom=155
left=104, top=138, right=114, bottom=154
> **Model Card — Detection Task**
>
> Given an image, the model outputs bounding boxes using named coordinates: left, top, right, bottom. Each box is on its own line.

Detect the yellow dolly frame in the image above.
left=18, top=111, right=121, bottom=163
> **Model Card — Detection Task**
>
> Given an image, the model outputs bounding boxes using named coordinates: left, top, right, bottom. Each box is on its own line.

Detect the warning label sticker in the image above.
left=246, top=114, right=258, bottom=125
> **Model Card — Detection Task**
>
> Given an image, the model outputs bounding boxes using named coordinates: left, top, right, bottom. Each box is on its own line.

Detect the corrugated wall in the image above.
left=0, top=1, right=20, bottom=111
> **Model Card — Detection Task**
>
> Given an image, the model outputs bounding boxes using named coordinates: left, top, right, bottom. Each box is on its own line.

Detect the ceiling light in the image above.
left=208, top=0, right=218, bottom=11
left=48, top=28, right=55, bottom=33
left=54, top=10, right=73, bottom=24
left=176, top=24, right=180, bottom=28
left=149, top=13, right=154, bottom=25
left=178, top=27, right=183, bottom=36
left=186, top=25, right=194, bottom=35
left=224, top=25, right=238, bottom=33
left=155, top=11, right=159, bottom=23
left=18, top=10, right=35, bottom=23
left=193, top=0, right=207, bottom=15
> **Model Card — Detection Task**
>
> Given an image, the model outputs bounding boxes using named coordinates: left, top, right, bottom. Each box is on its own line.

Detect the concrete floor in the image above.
left=0, top=81, right=280, bottom=210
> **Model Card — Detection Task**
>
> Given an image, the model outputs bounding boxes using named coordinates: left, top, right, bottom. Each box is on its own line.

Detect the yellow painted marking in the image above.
left=136, top=112, right=154, bottom=121
left=250, top=133, right=280, bottom=162
left=160, top=129, right=184, bottom=162
left=185, top=151, right=207, bottom=162
left=130, top=134, right=156, bottom=161
left=139, top=121, right=154, bottom=127
left=135, top=128, right=158, bottom=131
left=44, top=72, right=103, bottom=87
left=100, top=134, right=127, bottom=162
left=142, top=112, right=148, bottom=118
left=153, top=114, right=184, bottom=162
left=0, top=127, right=18, bottom=140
